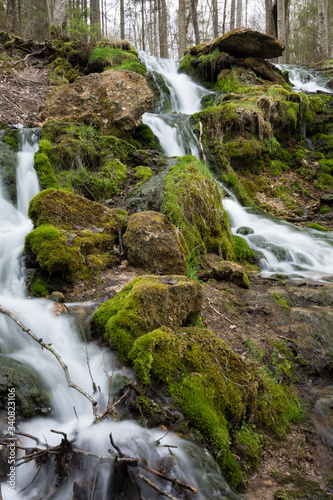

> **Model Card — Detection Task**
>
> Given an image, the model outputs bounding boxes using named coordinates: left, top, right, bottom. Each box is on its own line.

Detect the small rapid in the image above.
left=0, top=130, right=239, bottom=499
left=276, top=64, right=333, bottom=94
left=142, top=54, right=333, bottom=281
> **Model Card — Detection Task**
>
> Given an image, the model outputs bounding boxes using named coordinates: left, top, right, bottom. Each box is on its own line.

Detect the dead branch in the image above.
left=79, top=318, right=98, bottom=394
left=0, top=304, right=98, bottom=415
left=207, top=298, right=233, bottom=323
left=141, top=465, right=198, bottom=494
left=137, top=473, right=178, bottom=500
left=11, top=45, right=50, bottom=66
left=199, top=121, right=207, bottom=165
left=0, top=93, right=24, bottom=112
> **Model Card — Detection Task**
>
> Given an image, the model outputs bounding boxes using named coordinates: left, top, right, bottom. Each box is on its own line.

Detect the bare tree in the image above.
left=317, top=0, right=328, bottom=60
left=212, top=0, right=218, bottom=37
left=191, top=0, right=200, bottom=44
left=230, top=0, right=236, bottom=29
left=236, top=0, right=242, bottom=27
left=178, top=0, right=186, bottom=57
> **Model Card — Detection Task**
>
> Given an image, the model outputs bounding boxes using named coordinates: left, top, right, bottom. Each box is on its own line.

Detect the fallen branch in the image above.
left=0, top=304, right=98, bottom=415
left=207, top=298, right=233, bottom=323
left=137, top=473, right=178, bottom=500
left=0, top=93, right=24, bottom=112
left=199, top=121, right=207, bottom=165
left=141, top=465, right=198, bottom=494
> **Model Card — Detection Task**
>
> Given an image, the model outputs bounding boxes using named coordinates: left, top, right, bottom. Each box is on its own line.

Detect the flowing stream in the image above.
left=0, top=136, right=240, bottom=496
left=1, top=57, right=333, bottom=499
left=141, top=55, right=333, bottom=282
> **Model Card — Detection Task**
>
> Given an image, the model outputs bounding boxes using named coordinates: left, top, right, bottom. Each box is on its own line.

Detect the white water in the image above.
left=276, top=64, right=333, bottom=94
left=0, top=132, right=238, bottom=499
left=142, top=56, right=333, bottom=281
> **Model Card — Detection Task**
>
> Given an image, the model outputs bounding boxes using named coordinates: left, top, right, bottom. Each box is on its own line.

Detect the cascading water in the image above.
left=0, top=131, right=241, bottom=499
left=142, top=54, right=333, bottom=282
left=275, top=64, right=333, bottom=94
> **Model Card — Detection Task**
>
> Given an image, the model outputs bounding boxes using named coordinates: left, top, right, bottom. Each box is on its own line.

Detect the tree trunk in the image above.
left=265, top=0, right=275, bottom=36
left=222, top=0, right=228, bottom=33
left=52, top=0, right=69, bottom=27
left=212, top=0, right=218, bottom=37
left=141, top=0, right=145, bottom=51
left=0, top=0, right=9, bottom=30
left=90, top=0, right=101, bottom=39
left=230, top=0, right=235, bottom=30
left=120, top=0, right=125, bottom=39
left=191, top=0, right=200, bottom=44
left=276, top=0, right=290, bottom=63
left=236, top=0, right=242, bottom=27
left=159, top=0, right=168, bottom=57
left=178, top=0, right=186, bottom=58
left=317, top=0, right=328, bottom=60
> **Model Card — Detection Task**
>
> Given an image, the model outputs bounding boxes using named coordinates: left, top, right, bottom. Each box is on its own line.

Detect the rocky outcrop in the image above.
left=123, top=211, right=187, bottom=274
left=188, top=28, right=285, bottom=59
left=38, top=70, right=154, bottom=134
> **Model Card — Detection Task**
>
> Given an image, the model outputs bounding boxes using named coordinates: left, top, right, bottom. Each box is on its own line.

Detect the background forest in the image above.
left=0, top=0, right=332, bottom=64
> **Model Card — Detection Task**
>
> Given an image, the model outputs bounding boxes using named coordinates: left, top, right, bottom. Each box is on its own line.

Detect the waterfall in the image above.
left=142, top=54, right=333, bottom=282
left=0, top=131, right=241, bottom=499
left=275, top=64, right=333, bottom=94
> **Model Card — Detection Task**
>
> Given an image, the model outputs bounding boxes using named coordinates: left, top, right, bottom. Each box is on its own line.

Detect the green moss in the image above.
left=131, top=123, right=156, bottom=149
left=89, top=46, right=146, bottom=75
left=161, top=156, right=235, bottom=261
left=127, top=325, right=302, bottom=488
left=271, top=292, right=290, bottom=311
left=34, top=153, right=61, bottom=190
left=304, top=222, right=328, bottom=232
left=4, top=134, right=18, bottom=152
left=232, top=235, right=256, bottom=264
left=24, top=224, right=83, bottom=280
left=134, top=166, right=153, bottom=185
left=31, top=278, right=49, bottom=297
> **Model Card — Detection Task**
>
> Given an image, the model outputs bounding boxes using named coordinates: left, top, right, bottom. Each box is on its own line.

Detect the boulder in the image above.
left=200, top=258, right=250, bottom=289
left=189, top=28, right=285, bottom=59
left=25, top=189, right=121, bottom=282
left=0, top=355, right=51, bottom=419
left=123, top=211, right=187, bottom=274
left=91, top=275, right=203, bottom=361
left=38, top=70, right=154, bottom=134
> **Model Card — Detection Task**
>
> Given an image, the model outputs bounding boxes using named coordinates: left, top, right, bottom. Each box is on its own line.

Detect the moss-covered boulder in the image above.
left=38, top=69, right=154, bottom=135
left=200, top=259, right=250, bottom=289
left=127, top=325, right=303, bottom=489
left=123, top=211, right=187, bottom=274
left=91, top=275, right=203, bottom=362
left=0, top=140, right=17, bottom=202
left=161, top=157, right=235, bottom=261
left=0, top=355, right=51, bottom=419
left=25, top=189, right=122, bottom=283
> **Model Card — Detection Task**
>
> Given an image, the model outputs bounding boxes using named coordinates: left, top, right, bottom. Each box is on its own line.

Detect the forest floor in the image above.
left=0, top=55, right=49, bottom=126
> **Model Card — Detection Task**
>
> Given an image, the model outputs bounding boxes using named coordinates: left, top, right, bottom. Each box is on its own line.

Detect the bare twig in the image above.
left=1, top=93, right=24, bottom=112
left=207, top=298, right=233, bottom=323
left=0, top=304, right=98, bottom=415
left=141, top=465, right=198, bottom=494
left=214, top=357, right=249, bottom=388
left=79, top=318, right=97, bottom=394
left=90, top=471, right=98, bottom=500
left=199, top=121, right=207, bottom=165
left=137, top=473, right=178, bottom=500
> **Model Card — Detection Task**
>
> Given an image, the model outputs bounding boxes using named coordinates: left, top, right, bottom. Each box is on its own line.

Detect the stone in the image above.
left=91, top=275, right=203, bottom=361
left=0, top=355, right=51, bottom=419
left=50, top=291, right=65, bottom=303
left=236, top=226, right=254, bottom=236
left=38, top=70, right=154, bottom=134
left=192, top=28, right=286, bottom=59
left=123, top=211, right=187, bottom=274
left=213, top=261, right=250, bottom=288
left=0, top=141, right=17, bottom=203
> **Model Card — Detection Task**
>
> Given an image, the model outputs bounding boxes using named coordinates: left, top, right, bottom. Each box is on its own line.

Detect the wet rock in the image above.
left=123, top=211, right=187, bottom=275
left=0, top=141, right=17, bottom=203
left=38, top=70, right=154, bottom=134
left=236, top=226, right=254, bottom=235
left=50, top=291, right=65, bottom=303
left=209, top=260, right=250, bottom=289
left=0, top=355, right=51, bottom=419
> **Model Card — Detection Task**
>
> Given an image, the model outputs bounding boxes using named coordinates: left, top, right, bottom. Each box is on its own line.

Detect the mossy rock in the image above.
left=0, top=355, right=51, bottom=419
left=128, top=325, right=303, bottom=489
left=0, top=140, right=17, bottom=202
left=91, top=275, right=203, bottom=362
left=25, top=189, right=121, bottom=282
left=161, top=156, right=235, bottom=261
left=123, top=211, right=187, bottom=274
